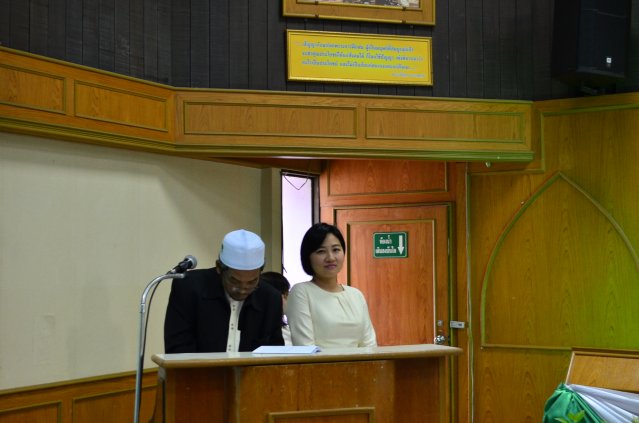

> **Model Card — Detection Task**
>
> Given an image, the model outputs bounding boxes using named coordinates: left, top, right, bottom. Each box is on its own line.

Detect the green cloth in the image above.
left=543, top=383, right=604, bottom=423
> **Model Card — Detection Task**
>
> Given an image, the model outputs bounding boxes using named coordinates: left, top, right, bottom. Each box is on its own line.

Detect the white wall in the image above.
left=0, top=133, right=267, bottom=389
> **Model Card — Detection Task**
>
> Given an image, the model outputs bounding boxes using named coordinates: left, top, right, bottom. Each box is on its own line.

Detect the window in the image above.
left=281, top=172, right=316, bottom=287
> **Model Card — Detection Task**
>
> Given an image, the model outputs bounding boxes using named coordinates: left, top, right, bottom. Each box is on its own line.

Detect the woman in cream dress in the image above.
left=287, top=223, right=377, bottom=348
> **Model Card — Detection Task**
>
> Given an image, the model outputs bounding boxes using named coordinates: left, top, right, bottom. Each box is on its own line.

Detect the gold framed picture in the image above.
left=287, top=30, right=433, bottom=86
left=283, top=0, right=435, bottom=26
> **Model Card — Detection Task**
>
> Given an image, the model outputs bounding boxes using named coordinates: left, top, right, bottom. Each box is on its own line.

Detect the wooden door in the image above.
left=334, top=205, right=451, bottom=346
left=319, top=159, right=461, bottom=422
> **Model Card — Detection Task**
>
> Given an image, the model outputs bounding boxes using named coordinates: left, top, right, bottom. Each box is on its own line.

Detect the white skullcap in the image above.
left=219, top=229, right=265, bottom=270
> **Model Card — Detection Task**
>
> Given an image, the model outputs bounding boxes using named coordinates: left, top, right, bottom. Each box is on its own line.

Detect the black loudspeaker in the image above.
left=552, top=0, right=632, bottom=88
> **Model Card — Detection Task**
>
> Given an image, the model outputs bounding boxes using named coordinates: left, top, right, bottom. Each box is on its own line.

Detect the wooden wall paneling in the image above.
left=0, top=49, right=176, bottom=145
left=191, top=0, right=210, bottom=87
left=156, top=0, right=171, bottom=85
left=0, top=49, right=538, bottom=161
left=266, top=0, right=287, bottom=91
left=47, top=0, right=67, bottom=60
left=9, top=0, right=29, bottom=52
left=65, top=0, right=83, bottom=63
left=497, top=0, right=518, bottom=98
left=82, top=0, right=100, bottom=69
left=431, top=0, right=450, bottom=98
left=143, top=0, right=158, bottom=82
left=0, top=401, right=61, bottom=422
left=482, top=0, right=501, bottom=99
left=129, top=0, right=145, bottom=79
left=0, top=64, right=66, bottom=113
left=114, top=0, right=131, bottom=76
left=0, top=0, right=10, bottom=48
left=30, top=0, right=49, bottom=56
left=474, top=349, right=570, bottom=422
left=516, top=0, right=534, bottom=100
left=0, top=371, right=157, bottom=423
left=229, top=0, right=250, bottom=89
left=248, top=0, right=268, bottom=90
left=481, top=172, right=639, bottom=349
left=531, top=0, right=555, bottom=99
left=209, top=0, right=229, bottom=88
left=171, top=0, right=190, bottom=87
left=466, top=0, right=484, bottom=99
left=471, top=93, right=639, bottom=421
left=98, top=0, right=115, bottom=72
left=448, top=0, right=467, bottom=98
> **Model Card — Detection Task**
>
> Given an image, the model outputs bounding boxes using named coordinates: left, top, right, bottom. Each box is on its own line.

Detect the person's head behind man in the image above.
left=216, top=229, right=265, bottom=301
left=261, top=271, right=291, bottom=314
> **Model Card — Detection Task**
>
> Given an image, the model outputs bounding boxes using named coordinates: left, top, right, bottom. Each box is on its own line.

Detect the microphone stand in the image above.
left=133, top=272, right=185, bottom=423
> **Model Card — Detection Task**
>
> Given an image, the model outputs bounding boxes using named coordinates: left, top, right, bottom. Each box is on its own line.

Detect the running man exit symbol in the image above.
left=373, top=232, right=408, bottom=258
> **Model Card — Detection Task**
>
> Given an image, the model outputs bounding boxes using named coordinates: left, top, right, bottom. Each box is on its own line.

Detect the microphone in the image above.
left=167, top=255, right=198, bottom=274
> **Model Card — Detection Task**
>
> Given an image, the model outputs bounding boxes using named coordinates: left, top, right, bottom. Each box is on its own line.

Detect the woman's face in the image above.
left=309, top=233, right=345, bottom=279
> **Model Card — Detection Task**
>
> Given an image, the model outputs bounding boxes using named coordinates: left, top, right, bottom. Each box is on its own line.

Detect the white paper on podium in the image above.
left=252, top=345, right=321, bottom=354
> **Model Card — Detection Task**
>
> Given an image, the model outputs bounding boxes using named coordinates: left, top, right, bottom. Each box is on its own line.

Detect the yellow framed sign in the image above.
left=287, top=30, right=432, bottom=86
left=283, top=0, right=435, bottom=26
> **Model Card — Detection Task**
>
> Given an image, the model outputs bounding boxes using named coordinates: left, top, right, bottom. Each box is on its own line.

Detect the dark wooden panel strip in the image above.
left=516, top=0, right=534, bottom=99
left=190, top=0, right=209, bottom=87
left=532, top=0, right=554, bottom=99
left=82, top=0, right=100, bottom=68
left=170, top=0, right=190, bottom=87
left=47, top=0, right=67, bottom=60
left=498, top=0, right=518, bottom=98
left=248, top=0, right=268, bottom=89
left=0, top=0, right=11, bottom=47
left=448, top=0, right=467, bottom=97
left=99, top=0, right=116, bottom=72
left=114, top=0, right=131, bottom=75
left=29, top=0, right=49, bottom=55
left=10, top=0, right=29, bottom=51
left=129, top=0, right=144, bottom=78
left=229, top=0, right=249, bottom=88
left=466, top=0, right=484, bottom=98
left=143, top=0, right=158, bottom=81
left=482, top=0, right=501, bottom=99
left=65, top=0, right=83, bottom=63
left=209, top=0, right=229, bottom=87
left=266, top=0, right=287, bottom=91
left=157, top=0, right=171, bottom=85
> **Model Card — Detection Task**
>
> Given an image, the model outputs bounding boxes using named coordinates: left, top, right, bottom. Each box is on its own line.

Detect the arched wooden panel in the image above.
left=481, top=172, right=639, bottom=349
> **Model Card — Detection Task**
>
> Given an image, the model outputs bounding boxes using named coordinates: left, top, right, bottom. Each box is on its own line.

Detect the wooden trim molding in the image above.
left=268, top=407, right=375, bottom=422
left=0, top=47, right=534, bottom=162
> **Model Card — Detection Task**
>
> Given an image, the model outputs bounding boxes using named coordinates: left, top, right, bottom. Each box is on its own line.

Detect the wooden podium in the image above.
left=150, top=344, right=461, bottom=423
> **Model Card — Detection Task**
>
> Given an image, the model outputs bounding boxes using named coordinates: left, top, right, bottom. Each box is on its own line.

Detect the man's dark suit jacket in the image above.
left=164, top=267, right=284, bottom=353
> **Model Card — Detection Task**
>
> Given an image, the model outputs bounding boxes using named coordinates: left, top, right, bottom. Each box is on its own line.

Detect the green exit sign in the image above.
left=373, top=232, right=408, bottom=258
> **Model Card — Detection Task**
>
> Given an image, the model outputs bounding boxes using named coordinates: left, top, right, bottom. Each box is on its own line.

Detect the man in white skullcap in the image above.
left=164, top=229, right=284, bottom=353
